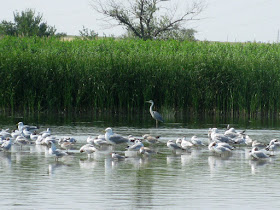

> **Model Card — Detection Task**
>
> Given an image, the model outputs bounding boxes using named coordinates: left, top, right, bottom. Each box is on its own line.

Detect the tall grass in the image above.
left=0, top=36, right=280, bottom=116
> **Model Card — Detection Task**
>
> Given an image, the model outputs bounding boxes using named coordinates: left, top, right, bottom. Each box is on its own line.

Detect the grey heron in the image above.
left=146, top=100, right=164, bottom=127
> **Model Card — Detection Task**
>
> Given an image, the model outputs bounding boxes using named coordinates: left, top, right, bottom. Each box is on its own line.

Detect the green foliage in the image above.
left=0, top=36, right=280, bottom=116
left=79, top=26, right=98, bottom=40
left=0, top=9, right=65, bottom=37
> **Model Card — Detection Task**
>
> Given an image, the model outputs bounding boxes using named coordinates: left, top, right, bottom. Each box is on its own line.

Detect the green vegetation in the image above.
left=0, top=36, right=280, bottom=116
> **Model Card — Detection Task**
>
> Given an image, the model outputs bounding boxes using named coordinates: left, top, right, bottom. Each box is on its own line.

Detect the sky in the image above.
left=0, top=0, right=280, bottom=43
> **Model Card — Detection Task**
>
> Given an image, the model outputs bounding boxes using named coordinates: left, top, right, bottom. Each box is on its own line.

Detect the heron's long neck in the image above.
left=149, top=103, right=154, bottom=115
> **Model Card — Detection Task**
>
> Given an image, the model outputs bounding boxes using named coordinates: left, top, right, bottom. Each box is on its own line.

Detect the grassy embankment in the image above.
left=0, top=36, right=280, bottom=117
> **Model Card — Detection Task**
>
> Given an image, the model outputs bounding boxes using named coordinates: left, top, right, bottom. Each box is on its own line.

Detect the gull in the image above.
left=208, top=141, right=234, bottom=153
left=208, top=142, right=232, bottom=156
left=127, top=140, right=144, bottom=151
left=22, top=128, right=32, bottom=138
left=209, top=128, right=233, bottom=143
left=190, top=135, right=205, bottom=146
left=17, top=122, right=38, bottom=132
left=80, top=144, right=98, bottom=157
left=111, top=152, right=126, bottom=160
left=49, top=141, right=68, bottom=161
left=40, top=128, right=51, bottom=138
left=224, top=127, right=245, bottom=139
left=15, top=135, right=30, bottom=148
left=0, top=129, right=11, bottom=138
left=58, top=137, right=77, bottom=145
left=139, top=146, right=156, bottom=156
left=167, top=140, right=184, bottom=151
left=265, top=140, right=280, bottom=154
left=1, top=138, right=12, bottom=151
left=249, top=147, right=269, bottom=160
left=60, top=142, right=74, bottom=151
left=105, top=127, right=129, bottom=145
left=11, top=130, right=21, bottom=139
left=180, top=137, right=194, bottom=150
left=142, top=134, right=160, bottom=144
left=30, top=131, right=39, bottom=141
left=252, top=140, right=267, bottom=149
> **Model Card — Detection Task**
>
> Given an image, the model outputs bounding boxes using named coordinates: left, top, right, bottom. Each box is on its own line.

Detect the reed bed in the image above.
left=0, top=36, right=280, bottom=116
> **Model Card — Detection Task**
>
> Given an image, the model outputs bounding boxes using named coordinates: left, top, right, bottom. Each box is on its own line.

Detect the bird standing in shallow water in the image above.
left=146, top=100, right=164, bottom=127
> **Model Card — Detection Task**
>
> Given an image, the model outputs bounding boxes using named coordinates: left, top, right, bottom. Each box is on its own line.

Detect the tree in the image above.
left=79, top=26, right=98, bottom=40
left=0, top=9, right=65, bottom=37
left=92, top=0, right=205, bottom=40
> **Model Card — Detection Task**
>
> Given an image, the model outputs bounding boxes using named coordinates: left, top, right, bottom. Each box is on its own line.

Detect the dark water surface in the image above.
left=1, top=113, right=280, bottom=209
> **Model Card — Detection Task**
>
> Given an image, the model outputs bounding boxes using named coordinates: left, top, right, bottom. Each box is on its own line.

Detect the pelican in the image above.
left=146, top=100, right=164, bottom=127
left=104, top=127, right=129, bottom=145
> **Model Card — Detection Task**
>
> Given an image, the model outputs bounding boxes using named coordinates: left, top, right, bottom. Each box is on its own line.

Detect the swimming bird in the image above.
left=146, top=100, right=164, bottom=127
left=49, top=141, right=68, bottom=161
left=249, top=147, right=269, bottom=160
left=104, top=127, right=129, bottom=145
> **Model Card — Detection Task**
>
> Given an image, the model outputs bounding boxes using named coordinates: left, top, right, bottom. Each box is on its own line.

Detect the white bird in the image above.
left=49, top=141, right=68, bottom=161
left=139, top=146, right=156, bottom=156
left=41, top=128, right=51, bottom=138
left=30, top=131, right=40, bottom=141
left=266, top=140, right=280, bottom=154
left=209, top=142, right=232, bottom=156
left=190, top=135, right=205, bottom=146
left=142, top=134, right=160, bottom=144
left=0, top=129, right=11, bottom=138
left=249, top=147, right=269, bottom=160
left=22, top=128, right=32, bottom=138
left=146, top=100, right=164, bottom=127
left=252, top=140, right=267, bottom=149
left=224, top=127, right=245, bottom=139
left=167, top=140, right=184, bottom=151
left=104, top=127, right=129, bottom=145
left=15, top=135, right=30, bottom=148
left=127, top=139, right=144, bottom=151
left=208, top=141, right=234, bottom=153
left=92, top=135, right=109, bottom=146
left=209, top=128, right=233, bottom=143
left=17, top=122, right=38, bottom=132
left=111, top=152, right=126, bottom=160
left=79, top=144, right=97, bottom=157
left=60, top=142, right=74, bottom=151
left=1, top=138, right=12, bottom=151
left=180, top=137, right=194, bottom=150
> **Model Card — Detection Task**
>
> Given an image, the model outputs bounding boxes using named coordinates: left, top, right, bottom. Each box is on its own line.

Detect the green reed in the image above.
left=0, top=36, right=280, bottom=116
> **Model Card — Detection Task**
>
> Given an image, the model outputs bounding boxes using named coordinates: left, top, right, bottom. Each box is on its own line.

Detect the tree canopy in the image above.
left=0, top=9, right=66, bottom=37
left=92, top=0, right=205, bottom=40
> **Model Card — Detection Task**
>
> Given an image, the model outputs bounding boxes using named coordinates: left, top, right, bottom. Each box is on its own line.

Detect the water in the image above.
left=1, top=115, right=280, bottom=209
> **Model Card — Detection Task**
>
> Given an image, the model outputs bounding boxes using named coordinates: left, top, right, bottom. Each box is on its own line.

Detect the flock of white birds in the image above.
left=0, top=121, right=277, bottom=162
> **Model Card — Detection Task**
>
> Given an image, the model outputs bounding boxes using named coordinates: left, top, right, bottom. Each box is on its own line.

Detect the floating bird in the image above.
left=180, top=137, right=194, bottom=150
left=40, top=128, right=51, bottom=138
left=49, top=141, right=68, bottom=161
left=146, top=100, right=164, bottom=127
left=105, top=127, right=129, bottom=145
left=209, top=142, right=232, bottom=156
left=249, top=147, right=269, bottom=160
left=209, top=128, right=233, bottom=143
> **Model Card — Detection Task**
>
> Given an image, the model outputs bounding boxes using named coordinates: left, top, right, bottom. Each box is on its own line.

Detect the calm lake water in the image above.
left=1, top=113, right=280, bottom=209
